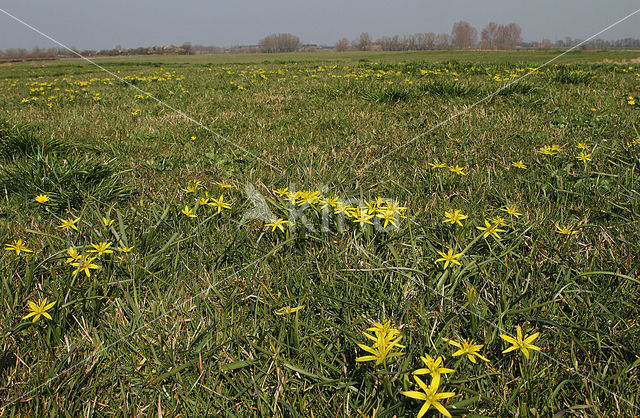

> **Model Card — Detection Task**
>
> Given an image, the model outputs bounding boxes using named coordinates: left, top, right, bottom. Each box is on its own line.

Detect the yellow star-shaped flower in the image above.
left=500, top=325, right=542, bottom=359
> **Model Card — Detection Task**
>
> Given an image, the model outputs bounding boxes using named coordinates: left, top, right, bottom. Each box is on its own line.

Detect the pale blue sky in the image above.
left=0, top=0, right=639, bottom=50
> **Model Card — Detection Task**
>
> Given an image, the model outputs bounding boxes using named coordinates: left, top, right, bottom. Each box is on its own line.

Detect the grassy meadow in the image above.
left=1, top=49, right=640, bottom=416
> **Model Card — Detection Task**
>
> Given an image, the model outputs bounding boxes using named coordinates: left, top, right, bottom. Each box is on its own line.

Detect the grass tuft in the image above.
left=0, top=120, right=65, bottom=162
left=0, top=147, right=131, bottom=211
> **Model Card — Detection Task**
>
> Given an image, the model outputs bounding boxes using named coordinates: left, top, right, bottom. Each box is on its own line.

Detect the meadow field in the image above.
left=1, top=49, right=639, bottom=416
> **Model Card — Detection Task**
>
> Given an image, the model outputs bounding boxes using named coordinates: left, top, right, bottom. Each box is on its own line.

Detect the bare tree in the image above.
left=504, top=23, right=522, bottom=48
left=481, top=22, right=500, bottom=49
left=496, top=23, right=522, bottom=49
left=258, top=33, right=301, bottom=53
left=378, top=35, right=403, bottom=51
left=451, top=21, right=477, bottom=49
left=435, top=33, right=451, bottom=49
left=423, top=33, right=437, bottom=50
left=335, top=38, right=350, bottom=52
left=355, top=32, right=373, bottom=51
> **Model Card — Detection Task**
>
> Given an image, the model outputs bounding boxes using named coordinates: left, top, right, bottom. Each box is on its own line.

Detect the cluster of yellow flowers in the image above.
left=427, top=161, right=466, bottom=175
left=534, top=143, right=593, bottom=164
left=273, top=187, right=407, bottom=229
left=205, top=63, right=572, bottom=90
left=435, top=202, right=580, bottom=269
left=4, top=194, right=136, bottom=323
left=355, top=321, right=541, bottom=417
left=180, top=179, right=233, bottom=218
left=13, top=70, right=186, bottom=107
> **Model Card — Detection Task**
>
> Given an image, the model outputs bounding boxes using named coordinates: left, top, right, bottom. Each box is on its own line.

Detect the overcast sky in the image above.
left=0, top=0, right=639, bottom=50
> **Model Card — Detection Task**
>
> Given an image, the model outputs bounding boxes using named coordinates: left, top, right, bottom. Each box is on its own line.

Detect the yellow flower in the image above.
left=58, top=217, right=80, bottom=231
left=380, top=200, right=407, bottom=217
left=356, top=320, right=405, bottom=365
left=208, top=195, right=231, bottom=213
left=501, top=206, right=521, bottom=218
left=274, top=187, right=289, bottom=197
left=102, top=217, right=114, bottom=227
left=443, top=337, right=489, bottom=363
left=556, top=224, right=578, bottom=235
left=477, top=220, right=506, bottom=240
left=285, top=191, right=298, bottom=204
left=449, top=165, right=466, bottom=175
left=214, top=180, right=232, bottom=188
left=539, top=145, right=556, bottom=156
left=428, top=161, right=446, bottom=169
left=413, top=354, right=455, bottom=379
left=296, top=190, right=322, bottom=206
left=401, top=375, right=455, bottom=418
left=88, top=241, right=113, bottom=256
left=363, top=199, right=380, bottom=214
left=5, top=239, right=33, bottom=255
left=181, top=205, right=196, bottom=218
left=376, top=211, right=398, bottom=228
left=35, top=194, right=49, bottom=203
left=274, top=305, right=304, bottom=315
left=435, top=248, right=463, bottom=269
left=70, top=256, right=100, bottom=277
left=500, top=325, right=542, bottom=359
left=352, top=207, right=375, bottom=226
left=191, top=135, right=196, bottom=141
left=22, top=298, right=56, bottom=322
left=442, top=210, right=468, bottom=227
left=334, top=201, right=353, bottom=217
left=116, top=246, right=133, bottom=253
left=512, top=160, right=527, bottom=169
left=320, top=196, right=339, bottom=209
left=576, top=152, right=591, bottom=163
left=577, top=143, right=587, bottom=149
left=66, top=247, right=81, bottom=263
left=182, top=180, right=201, bottom=193
left=490, top=216, right=506, bottom=227
left=265, top=218, right=291, bottom=232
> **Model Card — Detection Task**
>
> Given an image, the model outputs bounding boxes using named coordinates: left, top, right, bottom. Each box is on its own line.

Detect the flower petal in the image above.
left=414, top=375, right=430, bottom=392
left=417, top=401, right=432, bottom=418
left=500, top=334, right=517, bottom=345
left=401, top=391, right=427, bottom=401
left=433, top=401, right=452, bottom=418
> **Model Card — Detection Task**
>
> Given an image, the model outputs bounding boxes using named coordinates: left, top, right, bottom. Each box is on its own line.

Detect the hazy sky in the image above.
left=0, top=0, right=639, bottom=50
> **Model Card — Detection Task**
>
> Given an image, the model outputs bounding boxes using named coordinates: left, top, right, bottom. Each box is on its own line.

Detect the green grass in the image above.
left=1, top=50, right=639, bottom=416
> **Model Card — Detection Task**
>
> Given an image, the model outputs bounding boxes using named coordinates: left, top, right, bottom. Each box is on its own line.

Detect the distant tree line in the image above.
left=0, top=43, right=195, bottom=61
left=258, top=33, right=301, bottom=53
left=336, top=21, right=523, bottom=51
left=3, top=25, right=640, bottom=60
left=335, top=21, right=640, bottom=52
